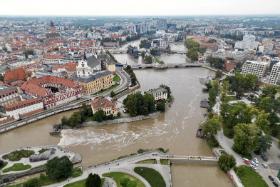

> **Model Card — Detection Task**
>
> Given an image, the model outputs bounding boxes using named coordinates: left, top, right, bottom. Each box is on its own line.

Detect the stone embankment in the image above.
left=83, top=112, right=160, bottom=127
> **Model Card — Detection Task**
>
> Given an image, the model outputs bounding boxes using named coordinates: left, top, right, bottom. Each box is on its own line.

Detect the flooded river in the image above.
left=0, top=43, right=232, bottom=187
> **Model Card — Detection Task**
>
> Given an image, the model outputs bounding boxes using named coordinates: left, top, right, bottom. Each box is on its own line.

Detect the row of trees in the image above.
left=124, top=65, right=137, bottom=86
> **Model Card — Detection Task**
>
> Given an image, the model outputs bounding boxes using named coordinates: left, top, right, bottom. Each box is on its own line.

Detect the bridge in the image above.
left=130, top=63, right=202, bottom=70
left=160, top=154, right=218, bottom=165
left=108, top=49, right=186, bottom=55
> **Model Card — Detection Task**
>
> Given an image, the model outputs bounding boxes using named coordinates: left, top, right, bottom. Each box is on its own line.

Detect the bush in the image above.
left=46, top=156, right=73, bottom=181
left=218, top=154, right=236, bottom=172
left=206, top=136, right=219, bottom=148
left=23, top=178, right=40, bottom=187
left=3, top=150, right=34, bottom=161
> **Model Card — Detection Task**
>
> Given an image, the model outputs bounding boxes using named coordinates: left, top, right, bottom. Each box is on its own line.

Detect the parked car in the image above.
left=250, top=164, right=257, bottom=170
left=261, top=154, right=268, bottom=162
left=269, top=175, right=274, bottom=182
left=262, top=163, right=268, bottom=168
left=253, top=158, right=259, bottom=164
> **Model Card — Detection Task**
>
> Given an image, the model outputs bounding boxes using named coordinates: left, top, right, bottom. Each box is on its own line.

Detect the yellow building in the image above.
left=76, top=71, right=113, bottom=94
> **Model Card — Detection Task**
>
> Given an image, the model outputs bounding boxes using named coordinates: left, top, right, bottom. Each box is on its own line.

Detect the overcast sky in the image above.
left=0, top=0, right=279, bottom=16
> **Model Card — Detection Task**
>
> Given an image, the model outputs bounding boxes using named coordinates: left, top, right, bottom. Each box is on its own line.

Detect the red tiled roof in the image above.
left=4, top=68, right=26, bottom=83
left=52, top=62, right=77, bottom=72
left=91, top=97, right=116, bottom=109
left=21, top=76, right=80, bottom=97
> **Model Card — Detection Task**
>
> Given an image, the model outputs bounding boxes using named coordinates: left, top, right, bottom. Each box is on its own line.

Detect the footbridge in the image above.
left=160, top=154, right=218, bottom=165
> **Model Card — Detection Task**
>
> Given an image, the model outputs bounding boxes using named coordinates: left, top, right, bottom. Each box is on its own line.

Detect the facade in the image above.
left=75, top=71, right=113, bottom=94
left=0, top=86, right=21, bottom=106
left=235, top=35, right=259, bottom=51
left=21, top=76, right=82, bottom=109
left=269, top=62, right=280, bottom=85
left=76, top=55, right=101, bottom=78
left=4, top=68, right=26, bottom=84
left=147, top=87, right=168, bottom=101
left=91, top=97, right=118, bottom=116
left=241, top=60, right=269, bottom=79
left=3, top=98, right=44, bottom=120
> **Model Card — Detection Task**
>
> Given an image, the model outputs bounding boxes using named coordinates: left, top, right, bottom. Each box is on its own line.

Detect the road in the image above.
left=0, top=68, right=131, bottom=134
left=216, top=131, right=280, bottom=187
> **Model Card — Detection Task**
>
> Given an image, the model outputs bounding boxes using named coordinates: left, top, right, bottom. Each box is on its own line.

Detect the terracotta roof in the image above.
left=52, top=62, right=77, bottom=72
left=91, top=97, right=116, bottom=109
left=4, top=98, right=42, bottom=111
left=4, top=68, right=26, bottom=83
left=21, top=76, right=80, bottom=97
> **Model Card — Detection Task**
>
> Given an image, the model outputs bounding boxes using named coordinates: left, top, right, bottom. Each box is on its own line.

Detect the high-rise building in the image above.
left=241, top=60, right=269, bottom=78
left=269, top=62, right=280, bottom=85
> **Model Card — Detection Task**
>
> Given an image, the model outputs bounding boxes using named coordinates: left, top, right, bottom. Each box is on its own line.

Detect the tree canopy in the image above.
left=86, top=173, right=101, bottom=187
left=46, top=156, right=73, bottom=181
left=218, top=154, right=236, bottom=172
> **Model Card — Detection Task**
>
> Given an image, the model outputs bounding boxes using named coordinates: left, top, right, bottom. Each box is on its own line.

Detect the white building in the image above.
left=3, top=98, right=44, bottom=120
left=76, top=55, right=101, bottom=78
left=269, top=62, right=280, bottom=85
left=235, top=35, right=259, bottom=51
left=147, top=87, right=168, bottom=101
left=241, top=60, right=270, bottom=79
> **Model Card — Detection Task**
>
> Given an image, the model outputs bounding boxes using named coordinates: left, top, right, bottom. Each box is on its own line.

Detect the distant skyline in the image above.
left=1, top=0, right=280, bottom=16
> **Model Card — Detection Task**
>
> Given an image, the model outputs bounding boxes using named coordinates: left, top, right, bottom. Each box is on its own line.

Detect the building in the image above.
left=0, top=86, right=21, bottom=106
left=75, top=71, right=113, bottom=94
left=235, top=35, right=259, bottom=51
left=147, top=87, right=168, bottom=101
left=241, top=60, right=269, bottom=79
left=2, top=98, right=43, bottom=120
left=21, top=76, right=82, bottom=109
left=269, top=62, right=280, bottom=85
left=76, top=55, right=101, bottom=78
left=4, top=68, right=26, bottom=84
left=224, top=59, right=237, bottom=72
left=91, top=97, right=118, bottom=116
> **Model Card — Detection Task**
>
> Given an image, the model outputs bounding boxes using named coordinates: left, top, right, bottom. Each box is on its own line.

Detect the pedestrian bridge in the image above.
left=160, top=154, right=218, bottom=165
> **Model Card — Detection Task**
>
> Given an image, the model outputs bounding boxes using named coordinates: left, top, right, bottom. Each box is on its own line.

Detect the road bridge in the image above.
left=130, top=63, right=202, bottom=70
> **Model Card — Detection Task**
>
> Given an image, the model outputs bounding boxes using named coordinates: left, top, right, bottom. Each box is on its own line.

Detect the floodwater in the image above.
left=0, top=42, right=232, bottom=187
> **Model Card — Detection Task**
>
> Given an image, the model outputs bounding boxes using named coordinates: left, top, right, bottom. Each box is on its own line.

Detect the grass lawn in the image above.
left=113, top=74, right=121, bottom=82
left=134, top=167, right=165, bottom=187
left=160, top=159, right=170, bottom=165
left=136, top=159, right=157, bottom=164
left=3, top=163, right=32, bottom=173
left=103, top=172, right=145, bottom=187
left=3, top=150, right=34, bottom=161
left=64, top=179, right=86, bottom=187
left=71, top=167, right=83, bottom=178
left=235, top=165, right=268, bottom=187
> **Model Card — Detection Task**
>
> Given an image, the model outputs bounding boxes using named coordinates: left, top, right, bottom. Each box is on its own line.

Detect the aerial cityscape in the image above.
left=0, top=1, right=280, bottom=187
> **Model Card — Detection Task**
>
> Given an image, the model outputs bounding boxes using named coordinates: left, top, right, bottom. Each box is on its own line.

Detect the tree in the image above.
left=110, top=91, right=115, bottom=97
left=144, top=55, right=153, bottom=64
left=156, top=100, right=166, bottom=112
left=187, top=48, right=198, bottom=61
left=202, top=116, right=221, bottom=137
left=218, top=154, right=236, bottom=172
left=208, top=80, right=219, bottom=108
left=207, top=57, right=225, bottom=70
left=86, top=173, right=101, bottom=187
left=61, top=116, right=68, bottom=127
left=46, top=156, right=73, bottom=181
left=233, top=123, right=260, bottom=157
left=23, top=178, right=40, bottom=187
left=123, top=92, right=155, bottom=116
left=255, top=134, right=272, bottom=155
left=92, top=110, right=106, bottom=122
left=221, top=103, right=254, bottom=138
left=160, top=84, right=171, bottom=99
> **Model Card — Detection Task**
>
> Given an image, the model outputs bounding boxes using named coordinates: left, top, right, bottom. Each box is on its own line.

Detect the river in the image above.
left=0, top=41, right=232, bottom=187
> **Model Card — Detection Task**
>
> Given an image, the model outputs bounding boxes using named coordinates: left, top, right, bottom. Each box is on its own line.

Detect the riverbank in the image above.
left=83, top=112, right=161, bottom=127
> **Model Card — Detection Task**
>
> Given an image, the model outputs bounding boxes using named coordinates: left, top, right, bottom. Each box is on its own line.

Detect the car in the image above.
left=250, top=164, right=257, bottom=170
left=253, top=158, right=259, bottom=164
left=269, top=175, right=274, bottom=182
left=261, top=154, right=268, bottom=162
left=262, top=163, right=268, bottom=168
left=272, top=181, right=279, bottom=187
left=251, top=161, right=259, bottom=167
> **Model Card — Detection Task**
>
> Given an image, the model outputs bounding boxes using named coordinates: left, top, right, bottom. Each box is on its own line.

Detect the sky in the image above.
left=0, top=0, right=279, bottom=16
